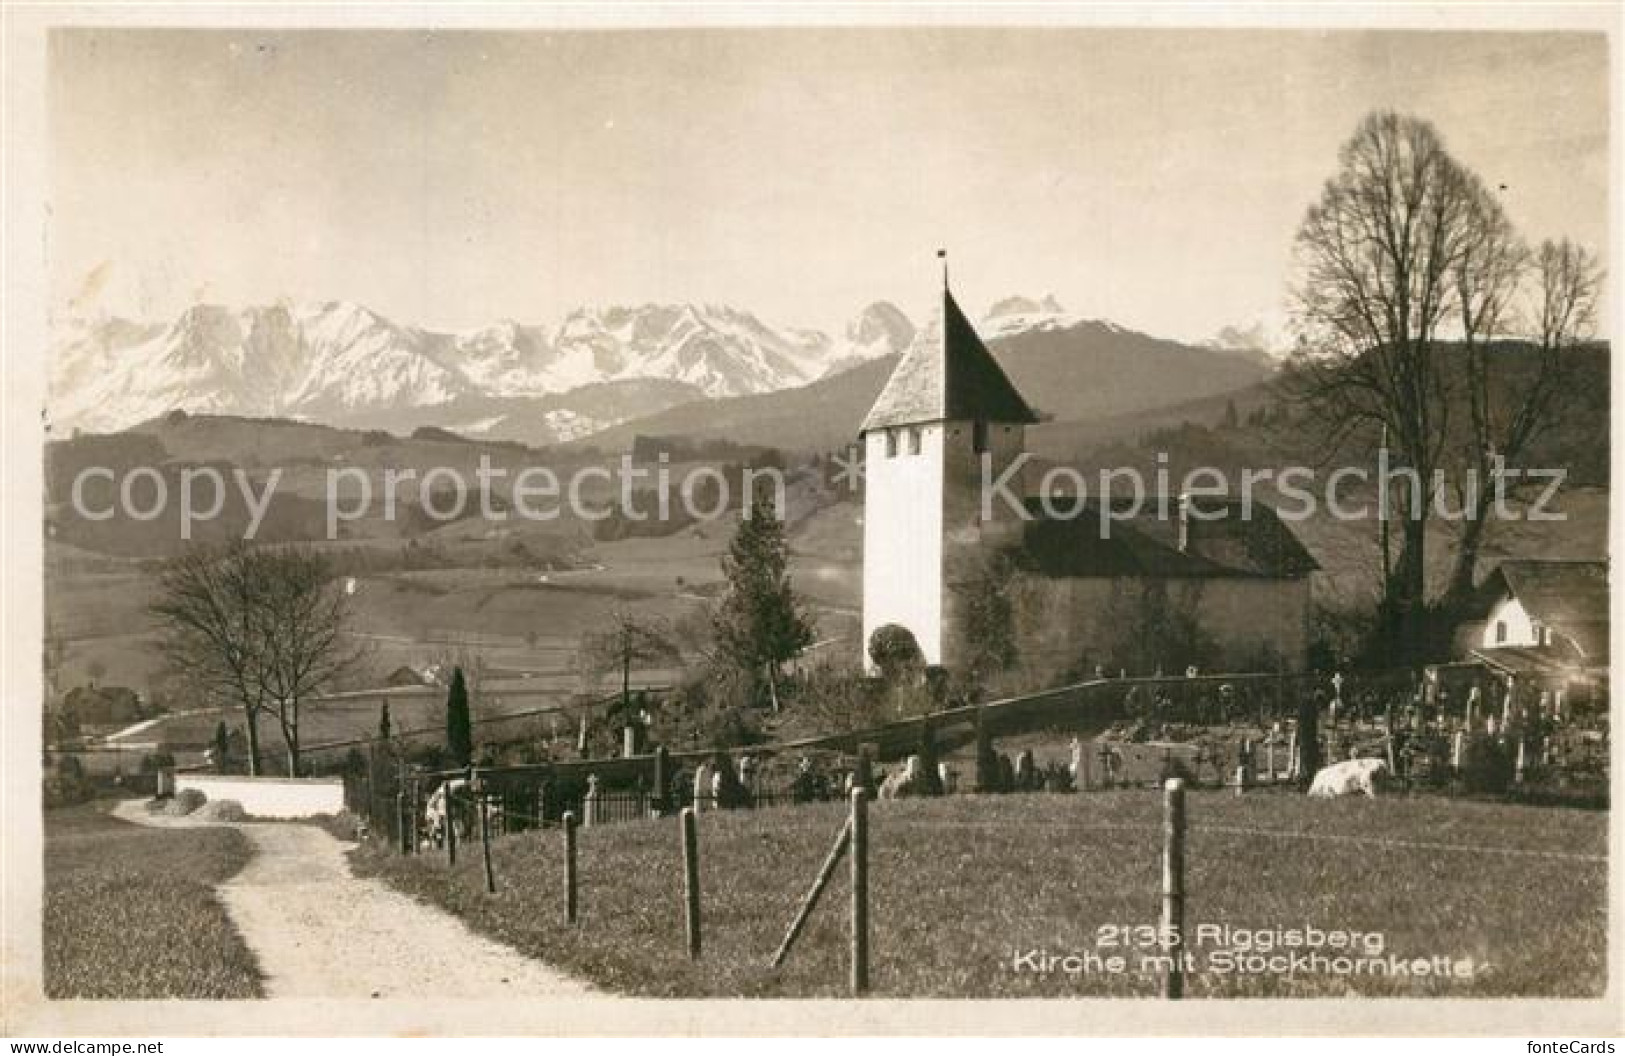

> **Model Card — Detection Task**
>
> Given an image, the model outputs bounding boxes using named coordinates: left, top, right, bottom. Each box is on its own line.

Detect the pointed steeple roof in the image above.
left=859, top=287, right=1039, bottom=434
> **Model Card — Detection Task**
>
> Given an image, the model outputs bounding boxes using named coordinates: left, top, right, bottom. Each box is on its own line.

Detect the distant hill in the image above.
left=578, top=357, right=899, bottom=454
left=1054, top=342, right=1610, bottom=488
left=581, top=318, right=1272, bottom=454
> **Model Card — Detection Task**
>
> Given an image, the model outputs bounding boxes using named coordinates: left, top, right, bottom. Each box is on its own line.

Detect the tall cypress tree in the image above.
left=446, top=667, right=473, bottom=768
left=712, top=498, right=814, bottom=712
left=378, top=701, right=392, bottom=742
left=212, top=721, right=230, bottom=774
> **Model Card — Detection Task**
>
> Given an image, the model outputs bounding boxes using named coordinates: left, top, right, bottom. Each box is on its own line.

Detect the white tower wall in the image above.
left=861, top=424, right=946, bottom=667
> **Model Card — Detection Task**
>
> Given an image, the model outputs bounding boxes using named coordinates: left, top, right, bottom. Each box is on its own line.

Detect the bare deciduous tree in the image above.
left=152, top=543, right=361, bottom=776
left=252, top=547, right=362, bottom=775
left=426, top=642, right=488, bottom=700
left=1290, top=111, right=1604, bottom=656
left=578, top=608, right=681, bottom=716
left=1287, top=111, right=1480, bottom=656
left=152, top=545, right=271, bottom=775
left=1441, top=225, right=1603, bottom=607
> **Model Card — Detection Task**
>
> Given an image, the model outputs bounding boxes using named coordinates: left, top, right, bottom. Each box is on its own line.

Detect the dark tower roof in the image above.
left=859, top=288, right=1039, bottom=434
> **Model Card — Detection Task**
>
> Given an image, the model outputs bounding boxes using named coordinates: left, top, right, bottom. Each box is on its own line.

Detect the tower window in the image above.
left=906, top=427, right=921, bottom=455
left=973, top=420, right=989, bottom=454
left=1494, top=621, right=1507, bottom=644
left=885, top=430, right=898, bottom=458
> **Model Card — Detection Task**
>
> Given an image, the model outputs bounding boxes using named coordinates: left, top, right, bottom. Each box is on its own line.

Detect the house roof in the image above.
left=1469, top=646, right=1600, bottom=679
left=1009, top=495, right=1319, bottom=580
left=1476, top=559, right=1610, bottom=662
left=859, top=288, right=1039, bottom=434
left=1488, top=560, right=1609, bottom=625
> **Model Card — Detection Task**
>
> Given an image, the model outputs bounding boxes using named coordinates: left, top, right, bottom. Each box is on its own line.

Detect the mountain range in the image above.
left=578, top=315, right=1276, bottom=454
left=48, top=300, right=920, bottom=441
left=48, top=296, right=1272, bottom=447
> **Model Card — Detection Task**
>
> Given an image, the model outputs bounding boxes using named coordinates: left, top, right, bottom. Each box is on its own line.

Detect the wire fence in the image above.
left=338, top=664, right=1609, bottom=851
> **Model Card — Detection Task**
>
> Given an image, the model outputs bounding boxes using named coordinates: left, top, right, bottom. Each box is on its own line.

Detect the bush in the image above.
left=1461, top=735, right=1515, bottom=796
left=1042, top=761, right=1076, bottom=793
left=140, top=751, right=176, bottom=774
left=309, top=809, right=365, bottom=842
left=193, top=799, right=247, bottom=822
left=867, top=624, right=923, bottom=684
left=789, top=662, right=887, bottom=734
left=44, top=757, right=94, bottom=809
left=154, top=788, right=207, bottom=817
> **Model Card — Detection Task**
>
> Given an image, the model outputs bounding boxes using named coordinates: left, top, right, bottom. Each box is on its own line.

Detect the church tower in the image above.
left=859, top=273, right=1039, bottom=670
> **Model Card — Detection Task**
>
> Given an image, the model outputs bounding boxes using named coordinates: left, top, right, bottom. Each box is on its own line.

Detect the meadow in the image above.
left=43, top=807, right=263, bottom=998
left=352, top=790, right=1606, bottom=999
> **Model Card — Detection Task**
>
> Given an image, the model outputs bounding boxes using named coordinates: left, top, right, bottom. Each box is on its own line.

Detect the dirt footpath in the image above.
left=114, top=800, right=593, bottom=999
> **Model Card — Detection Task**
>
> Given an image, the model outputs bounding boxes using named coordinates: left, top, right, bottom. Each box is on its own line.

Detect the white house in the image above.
left=1470, top=559, right=1608, bottom=669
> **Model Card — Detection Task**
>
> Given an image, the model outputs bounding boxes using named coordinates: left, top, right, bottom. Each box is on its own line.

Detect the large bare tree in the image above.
left=152, top=543, right=360, bottom=776
left=1440, top=222, right=1603, bottom=608
left=152, top=544, right=272, bottom=774
left=1290, top=111, right=1604, bottom=658
left=1287, top=111, right=1478, bottom=657
left=250, top=547, right=362, bottom=775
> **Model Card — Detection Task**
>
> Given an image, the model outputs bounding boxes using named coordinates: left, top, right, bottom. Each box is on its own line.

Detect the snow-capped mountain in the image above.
left=820, top=301, right=917, bottom=379
left=1202, top=321, right=1287, bottom=366
left=981, top=294, right=1090, bottom=337
left=46, top=299, right=928, bottom=437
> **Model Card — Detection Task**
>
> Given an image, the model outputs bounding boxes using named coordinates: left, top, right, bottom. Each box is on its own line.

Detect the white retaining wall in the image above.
left=173, top=773, right=344, bottom=819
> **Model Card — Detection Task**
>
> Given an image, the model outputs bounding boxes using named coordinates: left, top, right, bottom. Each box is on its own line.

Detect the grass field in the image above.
left=43, top=807, right=263, bottom=999
left=353, top=791, right=1606, bottom=998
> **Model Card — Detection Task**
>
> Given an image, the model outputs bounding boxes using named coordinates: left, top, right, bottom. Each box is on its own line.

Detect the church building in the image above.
left=859, top=276, right=1317, bottom=681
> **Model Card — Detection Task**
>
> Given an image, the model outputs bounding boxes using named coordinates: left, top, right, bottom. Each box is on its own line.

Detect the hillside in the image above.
left=581, top=318, right=1272, bottom=453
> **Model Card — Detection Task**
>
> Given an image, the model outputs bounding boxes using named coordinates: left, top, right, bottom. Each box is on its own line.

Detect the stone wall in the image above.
left=1010, top=573, right=1312, bottom=684
left=173, top=773, right=345, bottom=818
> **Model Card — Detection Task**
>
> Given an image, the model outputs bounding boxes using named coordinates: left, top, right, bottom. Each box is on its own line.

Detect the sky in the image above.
left=48, top=27, right=1609, bottom=345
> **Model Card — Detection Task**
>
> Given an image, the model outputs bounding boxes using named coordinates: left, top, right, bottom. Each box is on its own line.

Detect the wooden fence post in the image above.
left=680, top=807, right=701, bottom=958
left=653, top=745, right=670, bottom=817
left=1161, top=777, right=1186, bottom=1000
left=477, top=772, right=496, bottom=894
left=411, top=779, right=422, bottom=855
left=583, top=773, right=601, bottom=828
left=850, top=787, right=870, bottom=996
left=563, top=810, right=578, bottom=924
left=446, top=782, right=458, bottom=866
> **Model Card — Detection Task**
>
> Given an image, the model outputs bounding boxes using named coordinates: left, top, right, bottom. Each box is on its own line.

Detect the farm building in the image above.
left=1461, top=559, right=1609, bottom=704
left=859, top=276, right=1316, bottom=679
left=384, top=664, right=435, bottom=687
left=60, top=683, right=145, bottom=729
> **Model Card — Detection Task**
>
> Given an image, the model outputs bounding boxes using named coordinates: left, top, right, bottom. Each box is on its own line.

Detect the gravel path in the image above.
left=113, top=800, right=593, bottom=999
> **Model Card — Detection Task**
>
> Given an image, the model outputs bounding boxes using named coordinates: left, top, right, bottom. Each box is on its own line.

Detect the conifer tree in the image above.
left=712, top=498, right=814, bottom=712
left=445, top=668, right=473, bottom=768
